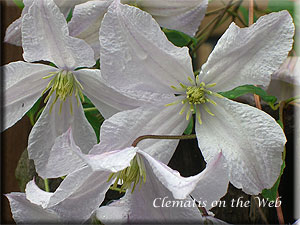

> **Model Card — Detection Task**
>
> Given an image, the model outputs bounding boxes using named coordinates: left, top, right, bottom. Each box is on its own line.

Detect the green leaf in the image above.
left=66, top=8, right=73, bottom=22
left=13, top=0, right=24, bottom=9
left=239, top=6, right=258, bottom=25
left=84, top=110, right=103, bottom=143
left=268, top=0, right=294, bottom=17
left=162, top=28, right=197, bottom=47
left=26, top=98, right=42, bottom=126
left=184, top=117, right=194, bottom=135
left=83, top=95, right=104, bottom=142
left=262, top=159, right=285, bottom=201
left=277, top=119, right=284, bottom=129
left=219, top=85, right=277, bottom=104
left=239, top=6, right=249, bottom=25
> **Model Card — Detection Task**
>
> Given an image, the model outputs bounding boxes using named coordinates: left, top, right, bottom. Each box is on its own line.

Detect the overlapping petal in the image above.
left=90, top=103, right=188, bottom=164
left=66, top=128, right=227, bottom=223
left=4, top=0, right=34, bottom=46
left=100, top=2, right=194, bottom=100
left=130, top=0, right=208, bottom=36
left=27, top=95, right=97, bottom=178
left=200, top=10, right=294, bottom=92
left=68, top=0, right=113, bottom=59
left=4, top=0, right=88, bottom=46
left=96, top=155, right=207, bottom=224
left=3, top=61, right=56, bottom=131
left=44, top=128, right=86, bottom=178
left=267, top=56, right=300, bottom=101
left=69, top=0, right=207, bottom=58
left=22, top=0, right=95, bottom=70
left=5, top=193, right=60, bottom=224
left=190, top=153, right=229, bottom=210
left=74, top=69, right=146, bottom=119
left=196, top=97, right=286, bottom=194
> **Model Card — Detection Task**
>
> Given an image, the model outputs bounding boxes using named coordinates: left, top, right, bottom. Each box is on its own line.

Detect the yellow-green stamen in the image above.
left=108, top=155, right=146, bottom=193
left=41, top=70, right=84, bottom=114
left=166, top=75, right=223, bottom=125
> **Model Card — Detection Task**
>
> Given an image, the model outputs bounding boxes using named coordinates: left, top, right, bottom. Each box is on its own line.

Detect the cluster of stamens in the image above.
left=166, top=75, right=223, bottom=125
left=41, top=70, right=84, bottom=114
left=108, top=155, right=146, bottom=193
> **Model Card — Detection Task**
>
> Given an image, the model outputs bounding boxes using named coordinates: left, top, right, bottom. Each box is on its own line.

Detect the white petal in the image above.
left=4, top=0, right=34, bottom=46
left=44, top=128, right=86, bottom=178
left=68, top=0, right=113, bottom=59
left=74, top=69, right=144, bottom=119
left=96, top=197, right=130, bottom=224
left=54, top=0, right=90, bottom=17
left=90, top=103, right=189, bottom=164
left=5, top=193, right=60, bottom=224
left=267, top=57, right=300, bottom=101
left=67, top=141, right=138, bottom=172
left=138, top=151, right=228, bottom=202
left=133, top=0, right=208, bottom=36
left=4, top=0, right=86, bottom=46
left=3, top=61, right=56, bottom=131
left=25, top=175, right=102, bottom=223
left=46, top=166, right=111, bottom=222
left=4, top=18, right=22, bottom=46
left=200, top=11, right=295, bottom=92
left=28, top=95, right=97, bottom=178
left=196, top=97, right=286, bottom=194
left=98, top=162, right=205, bottom=224
left=22, top=0, right=95, bottom=70
left=190, top=153, right=229, bottom=210
left=100, top=2, right=194, bottom=100
left=25, top=180, right=53, bottom=208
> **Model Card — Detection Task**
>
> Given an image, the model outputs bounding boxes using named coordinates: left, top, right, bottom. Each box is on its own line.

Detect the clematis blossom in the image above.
left=99, top=1, right=294, bottom=195
left=67, top=0, right=208, bottom=58
left=5, top=142, right=138, bottom=224
left=4, top=0, right=90, bottom=46
left=6, top=121, right=228, bottom=224
left=267, top=56, right=300, bottom=101
left=2, top=0, right=144, bottom=178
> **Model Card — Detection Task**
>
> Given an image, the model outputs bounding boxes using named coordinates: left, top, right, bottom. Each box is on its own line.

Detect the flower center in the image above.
left=166, top=75, right=223, bottom=125
left=108, top=155, right=146, bottom=193
left=186, top=86, right=206, bottom=105
left=42, top=70, right=84, bottom=113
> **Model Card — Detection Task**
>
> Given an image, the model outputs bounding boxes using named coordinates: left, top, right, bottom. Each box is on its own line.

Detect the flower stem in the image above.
left=84, top=107, right=98, bottom=113
left=276, top=192, right=285, bottom=224
left=131, top=134, right=196, bottom=147
left=44, top=178, right=50, bottom=192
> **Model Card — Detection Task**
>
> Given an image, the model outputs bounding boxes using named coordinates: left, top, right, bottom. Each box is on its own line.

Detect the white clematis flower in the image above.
left=99, top=1, right=294, bottom=195
left=4, top=0, right=90, bottom=46
left=10, top=124, right=227, bottom=224
left=267, top=56, right=300, bottom=101
left=68, top=0, right=208, bottom=58
left=2, top=0, right=143, bottom=179
left=5, top=140, right=137, bottom=224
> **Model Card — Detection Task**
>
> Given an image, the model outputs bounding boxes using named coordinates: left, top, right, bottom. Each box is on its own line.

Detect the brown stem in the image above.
left=276, top=192, right=285, bottom=224
left=131, top=134, right=197, bottom=147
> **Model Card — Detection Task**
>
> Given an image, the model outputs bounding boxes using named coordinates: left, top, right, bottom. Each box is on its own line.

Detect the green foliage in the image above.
left=184, top=117, right=194, bottom=135
left=268, top=0, right=294, bottom=17
left=219, top=85, right=277, bottom=104
left=13, top=0, right=24, bottom=9
left=262, top=158, right=285, bottom=201
left=162, top=28, right=197, bottom=47
left=26, top=98, right=42, bottom=125
left=66, top=8, right=73, bottom=22
left=239, top=6, right=257, bottom=25
left=83, top=96, right=104, bottom=143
